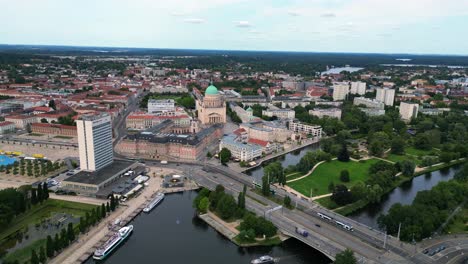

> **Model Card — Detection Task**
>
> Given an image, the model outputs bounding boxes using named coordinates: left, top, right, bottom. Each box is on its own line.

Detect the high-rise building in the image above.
left=332, top=83, right=350, bottom=101
left=350, top=81, right=366, bottom=95
left=399, top=102, right=419, bottom=121
left=376, top=87, right=396, bottom=106
left=77, top=113, right=113, bottom=171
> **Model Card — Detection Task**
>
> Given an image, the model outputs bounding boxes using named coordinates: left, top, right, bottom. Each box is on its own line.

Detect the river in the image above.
left=85, top=191, right=331, bottom=264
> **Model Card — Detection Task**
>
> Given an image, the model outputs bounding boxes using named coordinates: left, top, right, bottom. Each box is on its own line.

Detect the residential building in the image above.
left=288, top=121, right=323, bottom=138
left=31, top=123, right=77, bottom=137
left=376, top=87, right=396, bottom=106
left=359, top=108, right=386, bottom=116
left=309, top=108, right=342, bottom=119
left=219, top=135, right=262, bottom=162
left=76, top=113, right=113, bottom=171
left=0, top=121, right=15, bottom=134
left=350, top=81, right=366, bottom=95
left=196, top=85, right=226, bottom=125
left=353, top=97, right=385, bottom=109
left=332, top=83, right=349, bottom=101
left=399, top=102, right=419, bottom=121
left=147, top=99, right=175, bottom=113
left=262, top=109, right=295, bottom=119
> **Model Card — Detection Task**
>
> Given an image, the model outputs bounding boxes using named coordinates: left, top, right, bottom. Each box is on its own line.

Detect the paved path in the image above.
left=286, top=159, right=329, bottom=183
left=49, top=167, right=167, bottom=264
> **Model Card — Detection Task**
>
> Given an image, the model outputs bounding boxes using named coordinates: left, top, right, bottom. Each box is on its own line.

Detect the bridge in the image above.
left=177, top=162, right=468, bottom=264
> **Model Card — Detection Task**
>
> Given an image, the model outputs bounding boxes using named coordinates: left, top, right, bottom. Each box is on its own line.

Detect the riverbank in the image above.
left=331, top=159, right=466, bottom=217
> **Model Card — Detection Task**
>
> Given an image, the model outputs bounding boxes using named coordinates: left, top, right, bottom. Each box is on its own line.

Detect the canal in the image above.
left=85, top=191, right=332, bottom=264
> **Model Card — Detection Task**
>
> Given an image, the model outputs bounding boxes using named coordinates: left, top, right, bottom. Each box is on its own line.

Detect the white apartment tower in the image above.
left=350, top=81, right=366, bottom=95
left=332, top=83, right=350, bottom=101
left=376, top=87, right=396, bottom=106
left=77, top=113, right=113, bottom=171
left=399, top=102, right=419, bottom=121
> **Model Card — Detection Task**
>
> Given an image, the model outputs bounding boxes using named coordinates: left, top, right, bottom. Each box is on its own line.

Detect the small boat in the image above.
left=251, top=255, right=275, bottom=264
left=143, top=193, right=165, bottom=213
left=93, top=225, right=133, bottom=260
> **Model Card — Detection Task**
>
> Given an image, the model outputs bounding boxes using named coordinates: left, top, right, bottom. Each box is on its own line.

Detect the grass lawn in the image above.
left=0, top=199, right=95, bottom=241
left=446, top=208, right=468, bottom=234
left=288, top=159, right=382, bottom=197
left=386, top=154, right=421, bottom=165
left=315, top=196, right=339, bottom=210
left=28, top=133, right=44, bottom=137
left=405, top=147, right=439, bottom=157
left=53, top=135, right=73, bottom=139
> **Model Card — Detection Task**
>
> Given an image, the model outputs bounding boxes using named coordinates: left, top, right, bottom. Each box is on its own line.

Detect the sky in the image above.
left=1, top=0, right=468, bottom=55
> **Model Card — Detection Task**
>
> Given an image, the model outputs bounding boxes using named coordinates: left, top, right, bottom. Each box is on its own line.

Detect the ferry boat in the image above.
left=143, top=193, right=165, bottom=213
left=251, top=255, right=275, bottom=264
left=93, top=225, right=134, bottom=260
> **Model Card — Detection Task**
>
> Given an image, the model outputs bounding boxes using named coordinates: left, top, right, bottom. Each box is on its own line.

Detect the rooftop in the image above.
left=64, top=160, right=135, bottom=185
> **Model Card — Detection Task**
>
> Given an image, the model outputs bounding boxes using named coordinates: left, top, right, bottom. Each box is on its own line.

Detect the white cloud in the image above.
left=288, top=10, right=300, bottom=16
left=248, top=29, right=261, bottom=34
left=321, top=13, right=336, bottom=18
left=170, top=11, right=188, bottom=17
left=184, top=18, right=206, bottom=24
left=235, top=21, right=252, bottom=28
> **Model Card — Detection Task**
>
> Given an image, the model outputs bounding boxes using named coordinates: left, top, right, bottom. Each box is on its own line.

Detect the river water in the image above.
left=85, top=191, right=331, bottom=264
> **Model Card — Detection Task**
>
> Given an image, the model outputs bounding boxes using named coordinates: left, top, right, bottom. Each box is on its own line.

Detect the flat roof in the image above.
left=64, top=159, right=135, bottom=185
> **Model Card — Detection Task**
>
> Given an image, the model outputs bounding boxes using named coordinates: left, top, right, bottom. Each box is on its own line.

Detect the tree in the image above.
left=101, top=203, right=106, bottom=218
left=46, top=235, right=54, bottom=257
left=106, top=202, right=110, bottom=212
left=399, top=160, right=416, bottom=176
left=369, top=141, right=385, bottom=157
left=40, top=118, right=48, bottom=123
left=340, top=170, right=350, bottom=182
left=328, top=182, right=335, bottom=193
left=337, top=144, right=350, bottom=162
left=284, top=195, right=292, bottom=208
left=391, top=137, right=405, bottom=155
left=110, top=195, right=116, bottom=211
left=39, top=246, right=46, bottom=264
left=219, top=148, right=232, bottom=164
left=334, top=249, right=357, bottom=264
left=67, top=222, right=75, bottom=242
left=331, top=185, right=353, bottom=206
left=261, top=176, right=270, bottom=196
left=30, top=249, right=39, bottom=264
left=31, top=188, right=38, bottom=205
left=61, top=228, right=69, bottom=247
left=54, top=233, right=61, bottom=252
left=198, top=197, right=209, bottom=213
left=37, top=184, right=43, bottom=203
left=43, top=183, right=49, bottom=200
left=216, top=194, right=237, bottom=220
left=48, top=99, right=56, bottom=110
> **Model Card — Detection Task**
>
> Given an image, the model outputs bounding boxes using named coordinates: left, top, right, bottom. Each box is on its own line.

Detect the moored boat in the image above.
left=93, top=225, right=134, bottom=260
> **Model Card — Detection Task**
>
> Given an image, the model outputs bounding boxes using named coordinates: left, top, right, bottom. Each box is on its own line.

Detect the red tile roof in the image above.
left=248, top=138, right=269, bottom=147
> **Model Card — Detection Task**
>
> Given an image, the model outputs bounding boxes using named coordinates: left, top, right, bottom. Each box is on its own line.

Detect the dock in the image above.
left=198, top=213, right=238, bottom=240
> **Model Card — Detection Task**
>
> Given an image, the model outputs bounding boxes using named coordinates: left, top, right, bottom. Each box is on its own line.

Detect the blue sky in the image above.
left=1, top=0, right=468, bottom=55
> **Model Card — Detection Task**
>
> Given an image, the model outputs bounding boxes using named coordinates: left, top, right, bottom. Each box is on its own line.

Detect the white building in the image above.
left=220, top=135, right=262, bottom=162
left=148, top=99, right=175, bottom=114
left=353, top=97, right=385, bottom=109
left=288, top=121, right=322, bottom=138
left=333, top=83, right=350, bottom=101
left=262, top=109, right=296, bottom=119
left=309, top=108, right=342, bottom=119
left=77, top=113, right=113, bottom=171
left=376, top=87, right=396, bottom=106
left=399, top=102, right=419, bottom=121
left=350, top=81, right=366, bottom=95
left=359, top=108, right=386, bottom=116
left=0, top=121, right=15, bottom=134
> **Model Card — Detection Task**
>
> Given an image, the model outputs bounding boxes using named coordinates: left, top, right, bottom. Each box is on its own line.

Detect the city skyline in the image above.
left=2, top=0, right=468, bottom=55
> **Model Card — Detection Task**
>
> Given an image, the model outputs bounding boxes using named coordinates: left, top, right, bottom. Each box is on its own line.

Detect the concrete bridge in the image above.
left=182, top=162, right=468, bottom=264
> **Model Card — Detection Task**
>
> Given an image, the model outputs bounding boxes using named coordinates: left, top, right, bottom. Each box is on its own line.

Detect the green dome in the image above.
left=205, top=85, right=219, bottom=95
left=246, top=107, right=253, bottom=112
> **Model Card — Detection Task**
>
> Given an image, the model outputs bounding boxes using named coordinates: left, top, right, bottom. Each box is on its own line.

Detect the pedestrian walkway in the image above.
left=199, top=212, right=239, bottom=240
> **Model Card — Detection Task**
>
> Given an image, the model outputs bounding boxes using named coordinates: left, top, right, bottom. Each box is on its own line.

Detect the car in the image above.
left=315, top=224, right=321, bottom=228
left=429, top=251, right=436, bottom=256
left=438, top=245, right=446, bottom=251
left=422, top=249, right=429, bottom=254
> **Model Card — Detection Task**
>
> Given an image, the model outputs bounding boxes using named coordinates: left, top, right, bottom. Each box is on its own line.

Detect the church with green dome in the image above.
left=197, top=84, right=226, bottom=125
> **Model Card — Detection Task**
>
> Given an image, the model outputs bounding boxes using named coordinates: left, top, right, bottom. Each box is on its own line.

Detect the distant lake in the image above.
left=321, top=67, right=364, bottom=75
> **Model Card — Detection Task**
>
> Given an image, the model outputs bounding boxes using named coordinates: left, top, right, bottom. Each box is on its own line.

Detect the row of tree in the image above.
left=0, top=159, right=64, bottom=177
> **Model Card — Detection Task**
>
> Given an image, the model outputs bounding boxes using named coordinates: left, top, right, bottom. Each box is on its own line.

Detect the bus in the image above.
left=335, top=220, right=353, bottom=231
left=317, top=212, right=333, bottom=221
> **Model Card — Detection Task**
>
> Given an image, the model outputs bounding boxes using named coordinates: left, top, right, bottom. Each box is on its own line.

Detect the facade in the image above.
left=262, top=109, right=295, bottom=119
left=147, top=99, right=175, bottom=114
left=196, top=85, right=226, bottom=125
left=240, top=121, right=292, bottom=143
left=219, top=135, right=262, bottom=162
left=288, top=121, right=322, bottom=138
left=399, top=102, right=419, bottom=121
left=230, top=104, right=256, bottom=123
left=332, top=83, right=349, bottom=101
left=350, top=81, right=366, bottom=95
left=76, top=113, right=113, bottom=172
left=116, top=125, right=223, bottom=161
left=5, top=115, right=38, bottom=129
left=31, top=123, right=77, bottom=137
left=353, top=97, right=385, bottom=109
left=0, top=121, right=15, bottom=134
left=126, top=113, right=191, bottom=130
left=359, top=108, right=386, bottom=116
left=309, top=108, right=342, bottom=119
left=376, top=87, right=396, bottom=106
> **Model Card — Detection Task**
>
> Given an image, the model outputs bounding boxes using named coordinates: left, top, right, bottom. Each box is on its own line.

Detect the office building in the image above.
left=77, top=113, right=113, bottom=171
left=350, top=82, right=366, bottom=95
left=148, top=99, right=175, bottom=113
left=353, top=97, right=385, bottom=109
left=376, top=87, right=396, bottom=106
left=333, top=83, right=350, bottom=101
left=399, top=102, right=419, bottom=121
